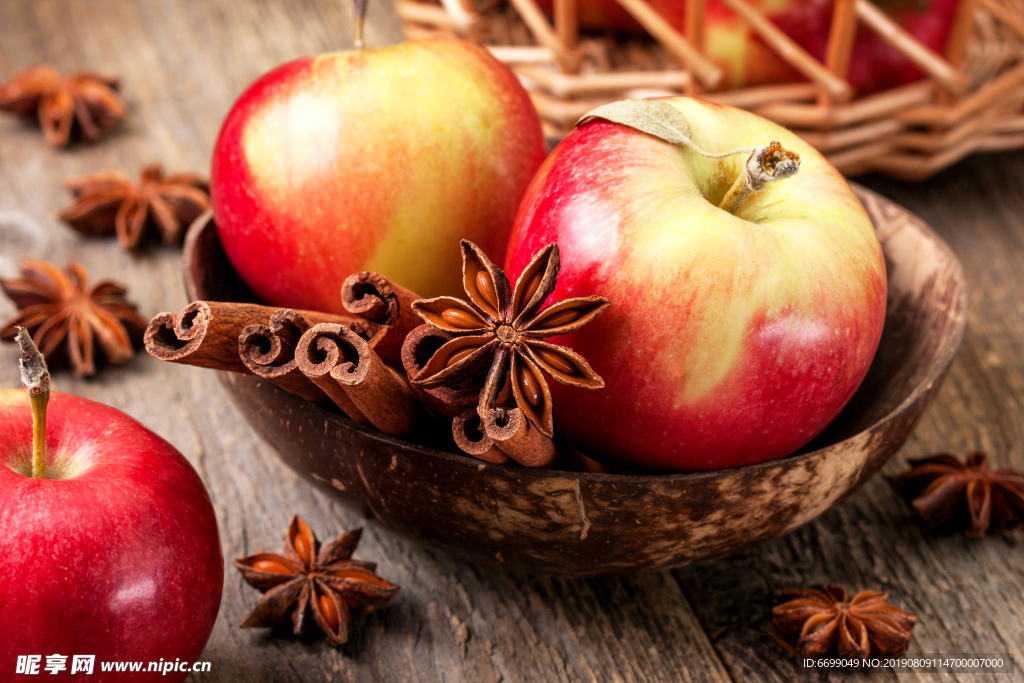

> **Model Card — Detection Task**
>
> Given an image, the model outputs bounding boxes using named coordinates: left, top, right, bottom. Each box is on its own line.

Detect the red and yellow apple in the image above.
left=506, top=98, right=886, bottom=472
left=535, top=0, right=960, bottom=93
left=0, top=388, right=223, bottom=681
left=211, top=38, right=546, bottom=312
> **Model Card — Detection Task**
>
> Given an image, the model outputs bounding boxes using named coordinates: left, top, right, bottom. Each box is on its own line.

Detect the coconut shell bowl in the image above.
left=183, top=185, right=966, bottom=577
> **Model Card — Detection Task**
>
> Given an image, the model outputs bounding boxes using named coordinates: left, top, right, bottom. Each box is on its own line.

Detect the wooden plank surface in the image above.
left=1, top=1, right=1022, bottom=681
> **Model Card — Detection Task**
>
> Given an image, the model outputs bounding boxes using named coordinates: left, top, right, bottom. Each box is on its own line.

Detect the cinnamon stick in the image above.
left=453, top=409, right=510, bottom=464
left=482, top=406, right=559, bottom=468
left=296, top=323, right=419, bottom=435
left=145, top=301, right=355, bottom=374
left=239, top=308, right=357, bottom=403
left=401, top=324, right=481, bottom=418
left=145, top=301, right=278, bottom=374
left=340, top=272, right=423, bottom=367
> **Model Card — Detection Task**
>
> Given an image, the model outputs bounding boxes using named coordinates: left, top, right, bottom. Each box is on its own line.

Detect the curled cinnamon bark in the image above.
left=145, top=301, right=274, bottom=374
left=452, top=409, right=509, bottom=464
left=296, top=323, right=419, bottom=436
left=293, top=323, right=367, bottom=423
left=401, top=324, right=481, bottom=418
left=341, top=272, right=422, bottom=367
left=482, top=406, right=559, bottom=468
left=145, top=301, right=352, bottom=376
left=239, top=309, right=357, bottom=403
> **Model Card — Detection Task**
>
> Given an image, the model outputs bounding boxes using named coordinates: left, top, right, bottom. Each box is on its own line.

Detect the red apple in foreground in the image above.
left=506, top=98, right=886, bottom=472
left=0, top=336, right=223, bottom=682
left=211, top=38, right=546, bottom=312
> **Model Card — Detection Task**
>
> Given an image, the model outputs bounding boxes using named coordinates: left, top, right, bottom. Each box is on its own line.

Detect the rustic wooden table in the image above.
left=2, top=1, right=1023, bottom=681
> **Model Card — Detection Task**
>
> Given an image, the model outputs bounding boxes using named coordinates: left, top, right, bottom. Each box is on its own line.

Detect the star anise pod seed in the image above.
left=411, top=240, right=609, bottom=437
left=772, top=585, right=917, bottom=660
left=0, top=260, right=146, bottom=378
left=888, top=452, right=1024, bottom=536
left=0, top=65, right=125, bottom=147
left=59, top=164, right=210, bottom=250
left=234, top=516, right=399, bottom=647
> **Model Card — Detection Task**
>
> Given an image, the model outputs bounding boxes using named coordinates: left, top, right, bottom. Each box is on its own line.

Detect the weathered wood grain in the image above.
left=1, top=1, right=1022, bottom=681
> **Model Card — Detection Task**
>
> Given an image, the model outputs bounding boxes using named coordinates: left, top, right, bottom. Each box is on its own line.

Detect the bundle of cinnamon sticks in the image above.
left=144, top=272, right=605, bottom=472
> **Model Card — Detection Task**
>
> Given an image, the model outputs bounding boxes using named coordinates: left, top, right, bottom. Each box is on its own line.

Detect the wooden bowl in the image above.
left=185, top=185, right=966, bottom=576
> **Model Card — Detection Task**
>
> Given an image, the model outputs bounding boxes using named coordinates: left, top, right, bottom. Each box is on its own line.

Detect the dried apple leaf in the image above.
left=577, top=99, right=692, bottom=146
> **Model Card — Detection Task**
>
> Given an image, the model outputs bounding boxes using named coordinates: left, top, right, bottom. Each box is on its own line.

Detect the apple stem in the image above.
left=718, top=174, right=752, bottom=215
left=353, top=0, right=369, bottom=49
left=15, top=328, right=50, bottom=479
left=578, top=103, right=800, bottom=212
left=714, top=141, right=801, bottom=215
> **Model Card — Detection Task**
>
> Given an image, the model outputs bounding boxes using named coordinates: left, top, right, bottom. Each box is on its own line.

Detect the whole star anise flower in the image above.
left=772, top=585, right=917, bottom=660
left=234, top=516, right=399, bottom=647
left=411, top=240, right=609, bottom=437
left=0, top=65, right=125, bottom=147
left=888, top=452, right=1024, bottom=536
left=0, top=260, right=146, bottom=378
left=59, top=164, right=210, bottom=250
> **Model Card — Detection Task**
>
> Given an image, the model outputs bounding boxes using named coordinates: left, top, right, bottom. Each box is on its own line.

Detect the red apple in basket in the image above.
left=506, top=98, right=886, bottom=472
left=535, top=0, right=960, bottom=93
left=0, top=331, right=223, bottom=682
left=211, top=37, right=546, bottom=313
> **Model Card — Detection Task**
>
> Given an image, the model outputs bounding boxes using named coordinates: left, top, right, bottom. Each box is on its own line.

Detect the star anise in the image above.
left=59, top=164, right=210, bottom=250
left=234, top=516, right=399, bottom=647
left=772, top=585, right=917, bottom=660
left=0, top=65, right=125, bottom=147
left=0, top=260, right=146, bottom=378
left=888, top=452, right=1024, bottom=537
left=411, top=240, right=609, bottom=437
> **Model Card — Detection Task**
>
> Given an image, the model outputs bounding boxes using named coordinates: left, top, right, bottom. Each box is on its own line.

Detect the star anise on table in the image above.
left=234, top=516, right=399, bottom=647
left=0, top=65, right=125, bottom=147
left=410, top=240, right=609, bottom=437
left=772, top=585, right=917, bottom=660
left=59, top=164, right=210, bottom=250
left=0, top=260, right=146, bottom=378
left=888, top=452, right=1024, bottom=537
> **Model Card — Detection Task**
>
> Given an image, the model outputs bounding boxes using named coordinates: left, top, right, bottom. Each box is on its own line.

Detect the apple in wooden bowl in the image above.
left=179, top=181, right=964, bottom=576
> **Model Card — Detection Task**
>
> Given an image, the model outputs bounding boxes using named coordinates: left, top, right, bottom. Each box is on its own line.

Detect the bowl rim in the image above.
left=197, top=184, right=967, bottom=485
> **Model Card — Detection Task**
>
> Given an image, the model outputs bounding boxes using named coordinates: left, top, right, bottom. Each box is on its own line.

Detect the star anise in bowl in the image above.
left=234, top=516, right=399, bottom=647
left=410, top=240, right=609, bottom=437
left=59, top=164, right=210, bottom=250
left=0, top=260, right=146, bottom=378
left=888, top=452, right=1024, bottom=536
left=0, top=65, right=125, bottom=147
left=772, top=585, right=917, bottom=660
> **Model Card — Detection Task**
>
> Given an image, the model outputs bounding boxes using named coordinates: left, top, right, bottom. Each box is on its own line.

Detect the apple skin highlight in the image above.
left=507, top=98, right=887, bottom=472
left=211, top=38, right=546, bottom=312
left=0, top=390, right=223, bottom=682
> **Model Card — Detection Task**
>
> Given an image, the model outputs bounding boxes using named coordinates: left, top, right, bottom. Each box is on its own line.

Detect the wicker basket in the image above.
left=397, top=0, right=1024, bottom=179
